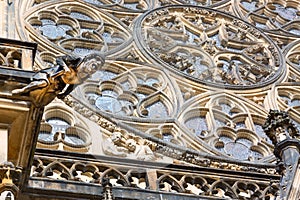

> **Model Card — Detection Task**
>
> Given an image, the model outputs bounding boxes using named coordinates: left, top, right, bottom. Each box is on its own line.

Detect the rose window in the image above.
left=135, top=5, right=284, bottom=88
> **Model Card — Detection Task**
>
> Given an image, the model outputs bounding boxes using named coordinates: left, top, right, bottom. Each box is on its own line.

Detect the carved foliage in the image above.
left=0, top=47, right=22, bottom=68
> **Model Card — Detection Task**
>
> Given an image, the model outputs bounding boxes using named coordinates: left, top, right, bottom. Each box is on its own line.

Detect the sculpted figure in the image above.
left=102, top=132, right=128, bottom=157
left=275, top=127, right=288, bottom=142
left=126, top=139, right=156, bottom=161
left=102, top=131, right=158, bottom=161
left=12, top=53, right=104, bottom=107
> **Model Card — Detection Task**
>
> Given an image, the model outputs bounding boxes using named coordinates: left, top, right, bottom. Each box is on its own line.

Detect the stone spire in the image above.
left=101, top=178, right=115, bottom=200
left=263, top=110, right=300, bottom=199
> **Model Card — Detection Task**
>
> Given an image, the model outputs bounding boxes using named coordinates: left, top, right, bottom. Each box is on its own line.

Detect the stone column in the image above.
left=263, top=110, right=300, bottom=200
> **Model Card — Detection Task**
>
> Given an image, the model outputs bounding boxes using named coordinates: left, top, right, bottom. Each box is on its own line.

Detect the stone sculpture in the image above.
left=12, top=53, right=105, bottom=107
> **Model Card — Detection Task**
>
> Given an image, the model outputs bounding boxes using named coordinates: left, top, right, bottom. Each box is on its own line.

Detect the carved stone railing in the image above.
left=26, top=149, right=280, bottom=200
left=0, top=38, right=37, bottom=70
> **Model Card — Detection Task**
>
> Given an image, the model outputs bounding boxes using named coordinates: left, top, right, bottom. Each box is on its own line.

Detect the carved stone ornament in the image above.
left=102, top=130, right=158, bottom=161
left=263, top=110, right=300, bottom=148
left=31, top=154, right=280, bottom=199
left=12, top=53, right=105, bottom=107
left=134, top=5, right=284, bottom=89
left=64, top=95, right=277, bottom=174
left=0, top=161, right=21, bottom=198
left=263, top=110, right=300, bottom=199
left=0, top=47, right=22, bottom=68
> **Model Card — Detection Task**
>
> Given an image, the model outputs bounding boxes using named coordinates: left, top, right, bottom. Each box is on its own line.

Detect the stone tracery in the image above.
left=30, top=155, right=280, bottom=199
left=81, top=62, right=176, bottom=119
left=15, top=0, right=300, bottom=198
left=135, top=6, right=284, bottom=88
left=24, top=1, right=131, bottom=68
left=37, top=104, right=92, bottom=152
left=234, top=0, right=300, bottom=39
left=19, top=0, right=288, bottom=163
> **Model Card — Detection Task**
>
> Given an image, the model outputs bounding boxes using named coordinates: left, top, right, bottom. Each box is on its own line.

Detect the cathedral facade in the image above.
left=1, top=0, right=300, bottom=199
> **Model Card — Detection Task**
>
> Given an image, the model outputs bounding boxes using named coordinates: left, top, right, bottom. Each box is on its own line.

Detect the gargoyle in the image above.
left=12, top=53, right=105, bottom=107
